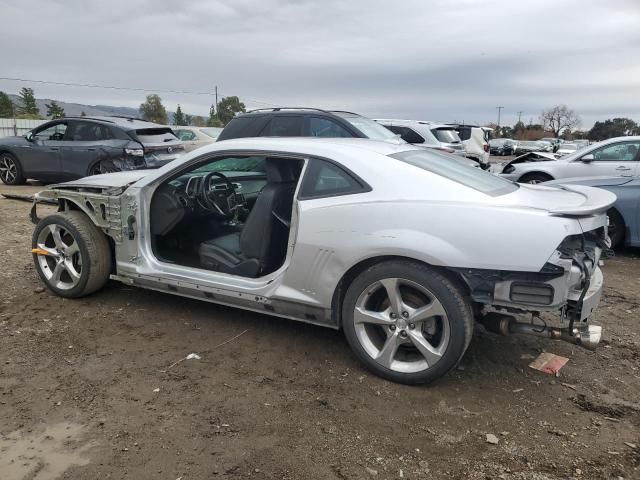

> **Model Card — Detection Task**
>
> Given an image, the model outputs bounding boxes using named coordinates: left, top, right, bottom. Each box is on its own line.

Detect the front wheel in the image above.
left=32, top=211, right=112, bottom=298
left=0, top=153, right=26, bottom=185
left=607, top=208, right=625, bottom=249
left=519, top=172, right=553, bottom=184
left=341, top=261, right=474, bottom=385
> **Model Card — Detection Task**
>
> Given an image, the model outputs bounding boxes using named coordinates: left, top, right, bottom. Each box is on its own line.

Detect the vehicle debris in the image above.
left=164, top=352, right=202, bottom=371
left=529, top=353, right=569, bottom=375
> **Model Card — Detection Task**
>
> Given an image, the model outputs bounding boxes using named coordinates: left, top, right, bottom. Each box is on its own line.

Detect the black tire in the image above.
left=32, top=211, right=112, bottom=298
left=0, top=152, right=26, bottom=185
left=519, top=172, right=553, bottom=184
left=341, top=260, right=474, bottom=385
left=607, top=208, right=625, bottom=249
left=88, top=160, right=118, bottom=176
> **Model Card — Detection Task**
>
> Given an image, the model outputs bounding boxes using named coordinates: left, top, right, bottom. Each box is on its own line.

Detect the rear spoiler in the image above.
left=548, top=184, right=616, bottom=216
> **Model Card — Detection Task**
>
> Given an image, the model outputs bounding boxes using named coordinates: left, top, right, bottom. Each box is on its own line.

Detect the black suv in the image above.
left=0, top=116, right=184, bottom=184
left=217, top=108, right=400, bottom=142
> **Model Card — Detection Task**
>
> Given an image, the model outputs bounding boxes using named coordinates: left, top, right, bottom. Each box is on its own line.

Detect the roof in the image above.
left=374, top=119, right=455, bottom=130
left=62, top=116, right=165, bottom=130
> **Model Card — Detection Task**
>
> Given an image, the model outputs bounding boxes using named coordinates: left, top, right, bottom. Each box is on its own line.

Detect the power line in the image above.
left=0, top=76, right=281, bottom=107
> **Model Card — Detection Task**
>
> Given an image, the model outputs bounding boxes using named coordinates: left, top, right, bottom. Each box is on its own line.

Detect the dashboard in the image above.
left=150, top=170, right=267, bottom=236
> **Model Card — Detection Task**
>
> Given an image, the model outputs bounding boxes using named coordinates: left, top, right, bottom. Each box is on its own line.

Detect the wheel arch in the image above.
left=517, top=170, right=554, bottom=182
left=330, top=255, right=469, bottom=329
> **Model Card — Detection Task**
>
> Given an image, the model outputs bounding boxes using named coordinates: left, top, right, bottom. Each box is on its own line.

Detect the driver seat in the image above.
left=198, top=159, right=298, bottom=277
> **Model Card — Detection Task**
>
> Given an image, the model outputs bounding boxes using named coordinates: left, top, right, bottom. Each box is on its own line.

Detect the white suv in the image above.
left=447, top=124, right=491, bottom=169
left=375, top=119, right=466, bottom=155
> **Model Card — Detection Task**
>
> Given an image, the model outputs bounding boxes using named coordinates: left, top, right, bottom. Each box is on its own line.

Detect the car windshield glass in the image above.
left=334, top=113, right=398, bottom=141
left=200, top=127, right=222, bottom=139
left=135, top=128, right=178, bottom=144
left=391, top=149, right=518, bottom=196
left=432, top=128, right=461, bottom=143
left=193, top=156, right=265, bottom=173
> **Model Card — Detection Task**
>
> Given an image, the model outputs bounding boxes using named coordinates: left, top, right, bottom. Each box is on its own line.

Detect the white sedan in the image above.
left=500, top=136, right=640, bottom=183
left=172, top=126, right=223, bottom=152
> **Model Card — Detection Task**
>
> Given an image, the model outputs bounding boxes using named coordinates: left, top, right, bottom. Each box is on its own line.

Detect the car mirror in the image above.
left=581, top=154, right=594, bottom=163
left=25, top=132, right=33, bottom=142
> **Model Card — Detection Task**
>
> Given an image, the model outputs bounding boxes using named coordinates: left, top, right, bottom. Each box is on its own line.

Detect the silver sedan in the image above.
left=30, top=138, right=611, bottom=384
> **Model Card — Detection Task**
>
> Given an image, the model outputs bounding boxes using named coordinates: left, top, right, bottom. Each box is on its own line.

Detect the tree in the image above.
left=216, top=96, right=245, bottom=125
left=174, top=104, right=186, bottom=126
left=207, top=103, right=223, bottom=127
left=588, top=118, right=639, bottom=141
left=81, top=111, right=86, bottom=117
left=185, top=114, right=193, bottom=126
left=0, top=91, right=14, bottom=118
left=540, top=105, right=580, bottom=138
left=191, top=116, right=206, bottom=127
left=45, top=100, right=65, bottom=119
left=17, top=87, right=40, bottom=117
left=139, top=94, right=168, bottom=124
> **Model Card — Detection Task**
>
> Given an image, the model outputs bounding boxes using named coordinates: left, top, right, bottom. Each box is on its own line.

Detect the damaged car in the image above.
left=500, top=136, right=640, bottom=184
left=0, top=116, right=184, bottom=185
left=29, top=138, right=612, bottom=384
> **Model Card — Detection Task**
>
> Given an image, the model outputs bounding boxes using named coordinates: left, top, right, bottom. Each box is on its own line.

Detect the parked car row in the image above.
left=489, top=138, right=590, bottom=158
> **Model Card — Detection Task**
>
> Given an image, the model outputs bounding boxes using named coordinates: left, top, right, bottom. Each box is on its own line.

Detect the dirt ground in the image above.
left=1, top=183, right=639, bottom=480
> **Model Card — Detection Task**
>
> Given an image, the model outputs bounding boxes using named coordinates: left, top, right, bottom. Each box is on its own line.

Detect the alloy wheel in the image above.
left=0, top=155, right=17, bottom=184
left=353, top=278, right=450, bottom=373
left=35, top=224, right=83, bottom=290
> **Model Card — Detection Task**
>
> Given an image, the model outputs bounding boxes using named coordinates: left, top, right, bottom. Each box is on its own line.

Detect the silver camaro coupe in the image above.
left=29, top=138, right=613, bottom=384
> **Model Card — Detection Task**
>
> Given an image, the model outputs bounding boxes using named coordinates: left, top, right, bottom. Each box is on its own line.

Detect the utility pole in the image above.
left=517, top=111, right=523, bottom=124
left=496, top=106, right=504, bottom=129
left=214, top=85, right=218, bottom=119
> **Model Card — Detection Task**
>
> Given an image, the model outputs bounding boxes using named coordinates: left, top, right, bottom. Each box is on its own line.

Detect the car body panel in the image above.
left=546, top=175, right=640, bottom=246
left=33, top=138, right=610, bottom=330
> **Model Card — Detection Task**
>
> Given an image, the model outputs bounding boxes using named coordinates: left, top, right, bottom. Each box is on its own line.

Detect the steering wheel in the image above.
left=199, top=171, right=243, bottom=219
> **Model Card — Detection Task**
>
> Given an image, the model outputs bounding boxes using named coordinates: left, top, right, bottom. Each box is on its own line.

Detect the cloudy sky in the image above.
left=1, top=0, right=639, bottom=128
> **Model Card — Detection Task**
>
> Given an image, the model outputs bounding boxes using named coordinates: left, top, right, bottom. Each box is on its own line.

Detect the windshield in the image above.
left=334, top=113, right=399, bottom=141
left=561, top=144, right=577, bottom=150
left=432, top=128, right=461, bottom=144
left=200, top=127, right=223, bottom=139
left=134, top=128, right=179, bottom=144
left=391, top=149, right=518, bottom=196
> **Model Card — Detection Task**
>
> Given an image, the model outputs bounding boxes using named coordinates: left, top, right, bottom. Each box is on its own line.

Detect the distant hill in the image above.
left=7, top=95, right=179, bottom=123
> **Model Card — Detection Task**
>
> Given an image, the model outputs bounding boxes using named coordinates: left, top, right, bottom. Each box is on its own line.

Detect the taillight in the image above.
left=483, top=144, right=489, bottom=152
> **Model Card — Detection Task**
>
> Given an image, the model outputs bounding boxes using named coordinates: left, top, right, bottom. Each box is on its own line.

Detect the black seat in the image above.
left=198, top=159, right=297, bottom=277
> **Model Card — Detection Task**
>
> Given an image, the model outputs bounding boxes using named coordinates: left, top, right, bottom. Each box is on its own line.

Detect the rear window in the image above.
left=265, top=116, right=303, bottom=136
left=334, top=113, right=398, bottom=141
left=135, top=128, right=178, bottom=144
left=391, top=149, right=518, bottom=196
left=432, top=128, right=461, bottom=144
left=456, top=127, right=471, bottom=141
left=385, top=125, right=425, bottom=144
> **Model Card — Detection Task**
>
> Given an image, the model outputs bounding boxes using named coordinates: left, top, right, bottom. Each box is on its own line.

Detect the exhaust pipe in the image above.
left=481, top=312, right=602, bottom=351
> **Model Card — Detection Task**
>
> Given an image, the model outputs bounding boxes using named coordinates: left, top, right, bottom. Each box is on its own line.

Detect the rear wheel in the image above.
left=32, top=211, right=112, bottom=298
left=519, top=172, right=553, bottom=184
left=0, top=153, right=25, bottom=185
left=607, top=208, right=625, bottom=249
left=89, top=160, right=118, bottom=176
left=342, top=260, right=473, bottom=384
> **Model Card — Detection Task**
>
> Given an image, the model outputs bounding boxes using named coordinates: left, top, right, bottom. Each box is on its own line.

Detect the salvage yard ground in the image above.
left=1, top=183, right=639, bottom=480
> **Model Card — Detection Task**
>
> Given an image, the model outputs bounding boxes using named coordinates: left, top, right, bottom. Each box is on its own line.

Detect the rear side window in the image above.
left=135, top=128, right=178, bottom=144
left=299, top=159, right=369, bottom=199
left=385, top=125, right=424, bottom=144
left=432, top=128, right=461, bottom=143
left=217, top=116, right=270, bottom=140
left=174, top=129, right=196, bottom=141
left=308, top=117, right=352, bottom=137
left=70, top=122, right=115, bottom=141
left=264, top=116, right=303, bottom=136
left=457, top=127, right=471, bottom=141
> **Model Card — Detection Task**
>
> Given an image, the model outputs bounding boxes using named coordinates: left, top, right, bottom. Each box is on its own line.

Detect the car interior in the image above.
left=150, top=155, right=303, bottom=278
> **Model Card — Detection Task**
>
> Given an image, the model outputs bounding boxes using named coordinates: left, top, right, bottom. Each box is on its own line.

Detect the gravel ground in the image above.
left=1, top=182, right=639, bottom=480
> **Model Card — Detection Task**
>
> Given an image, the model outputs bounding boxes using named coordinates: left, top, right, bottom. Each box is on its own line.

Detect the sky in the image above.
left=1, top=0, right=639, bottom=128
